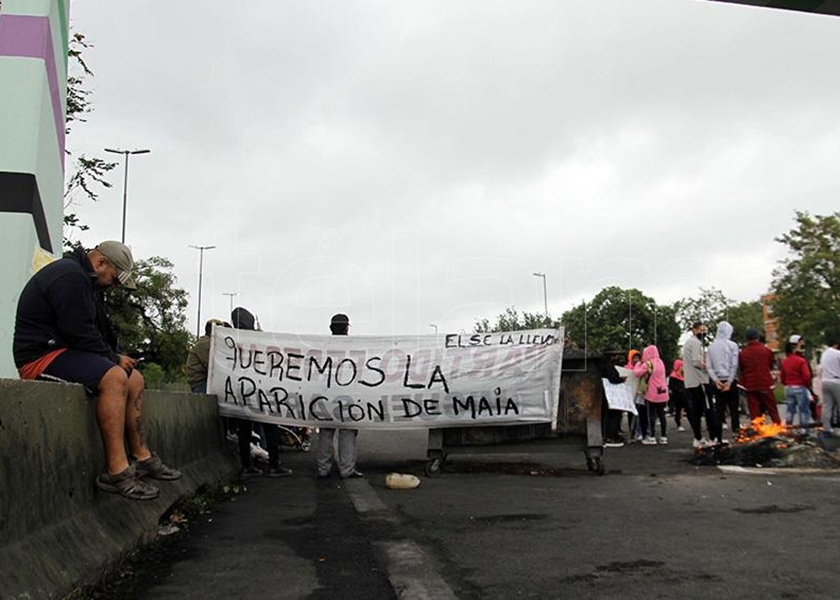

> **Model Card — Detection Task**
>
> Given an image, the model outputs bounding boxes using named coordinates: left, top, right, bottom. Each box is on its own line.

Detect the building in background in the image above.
left=0, top=0, right=70, bottom=377
left=760, top=293, right=780, bottom=352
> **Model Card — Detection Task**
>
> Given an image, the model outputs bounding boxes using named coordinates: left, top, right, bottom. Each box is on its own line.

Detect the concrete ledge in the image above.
left=0, top=379, right=238, bottom=598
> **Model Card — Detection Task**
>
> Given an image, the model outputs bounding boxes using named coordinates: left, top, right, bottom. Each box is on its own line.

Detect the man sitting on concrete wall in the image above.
left=13, top=241, right=181, bottom=500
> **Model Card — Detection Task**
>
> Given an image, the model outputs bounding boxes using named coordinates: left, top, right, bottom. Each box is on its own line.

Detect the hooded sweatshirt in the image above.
left=707, top=321, right=739, bottom=384
left=625, top=349, right=641, bottom=370
left=633, top=345, right=669, bottom=403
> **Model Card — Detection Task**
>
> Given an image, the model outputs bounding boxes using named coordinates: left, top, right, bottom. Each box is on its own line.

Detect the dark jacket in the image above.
left=738, top=340, right=775, bottom=392
left=13, top=247, right=121, bottom=367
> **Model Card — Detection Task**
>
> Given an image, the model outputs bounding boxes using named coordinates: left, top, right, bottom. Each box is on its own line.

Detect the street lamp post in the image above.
left=104, top=147, right=150, bottom=243
left=223, top=292, right=238, bottom=315
left=533, top=272, right=548, bottom=320
left=189, top=245, right=216, bottom=338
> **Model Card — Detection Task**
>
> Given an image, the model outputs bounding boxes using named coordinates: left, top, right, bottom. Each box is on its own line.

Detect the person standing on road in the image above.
left=633, top=344, right=669, bottom=444
left=707, top=321, right=740, bottom=442
left=602, top=350, right=628, bottom=447
left=317, top=314, right=364, bottom=479
left=820, top=335, right=840, bottom=435
left=625, top=350, right=646, bottom=443
left=683, top=321, right=718, bottom=448
left=739, top=328, right=781, bottom=424
left=186, top=318, right=225, bottom=394
left=231, top=307, right=292, bottom=478
left=668, top=359, right=689, bottom=433
left=780, top=335, right=812, bottom=430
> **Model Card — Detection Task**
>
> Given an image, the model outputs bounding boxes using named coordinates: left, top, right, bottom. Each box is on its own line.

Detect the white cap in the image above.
left=789, top=334, right=802, bottom=344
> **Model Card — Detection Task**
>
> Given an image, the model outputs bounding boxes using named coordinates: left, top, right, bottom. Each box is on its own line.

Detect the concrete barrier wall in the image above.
left=0, top=379, right=238, bottom=599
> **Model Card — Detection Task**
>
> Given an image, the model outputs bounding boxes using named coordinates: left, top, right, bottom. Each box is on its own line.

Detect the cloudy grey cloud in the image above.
left=68, top=0, right=840, bottom=337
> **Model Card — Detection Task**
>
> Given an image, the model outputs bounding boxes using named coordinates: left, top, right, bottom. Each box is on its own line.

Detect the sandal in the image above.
left=96, top=464, right=160, bottom=500
left=135, top=452, right=182, bottom=481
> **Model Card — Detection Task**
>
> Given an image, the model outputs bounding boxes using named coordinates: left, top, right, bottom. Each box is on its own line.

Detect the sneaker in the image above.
left=266, top=465, right=293, bottom=478
left=604, top=438, right=625, bottom=448
left=677, top=426, right=686, bottom=432
left=341, top=469, right=365, bottom=479
left=96, top=464, right=160, bottom=500
left=250, top=444, right=269, bottom=462
left=718, top=438, right=730, bottom=445
left=658, top=437, right=668, bottom=445
left=692, top=438, right=704, bottom=449
left=722, top=423, right=728, bottom=430
left=634, top=434, right=643, bottom=442
left=241, top=465, right=263, bottom=477
left=642, top=436, right=657, bottom=445
left=700, top=438, right=712, bottom=448
left=135, top=452, right=182, bottom=481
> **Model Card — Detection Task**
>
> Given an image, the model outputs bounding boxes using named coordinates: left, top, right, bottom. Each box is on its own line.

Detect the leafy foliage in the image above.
left=64, top=31, right=117, bottom=249
left=771, top=211, right=840, bottom=345
left=673, top=287, right=731, bottom=333
left=473, top=307, right=552, bottom=333
left=561, top=286, right=681, bottom=367
left=725, top=300, right=765, bottom=345
left=105, top=257, right=193, bottom=382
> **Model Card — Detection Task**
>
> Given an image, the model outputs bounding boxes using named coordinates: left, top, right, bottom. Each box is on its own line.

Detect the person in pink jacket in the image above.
left=633, top=345, right=670, bottom=444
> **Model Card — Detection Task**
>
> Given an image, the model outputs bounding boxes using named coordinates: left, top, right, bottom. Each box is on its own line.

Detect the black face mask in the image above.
left=697, top=332, right=707, bottom=341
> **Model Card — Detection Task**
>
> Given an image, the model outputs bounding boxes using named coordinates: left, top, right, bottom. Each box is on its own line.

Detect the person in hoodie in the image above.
left=668, top=360, right=689, bottom=433
left=633, top=345, right=670, bottom=444
left=625, top=349, right=646, bottom=442
left=682, top=321, right=718, bottom=448
left=780, top=335, right=812, bottom=429
left=230, top=307, right=292, bottom=478
left=707, top=321, right=740, bottom=443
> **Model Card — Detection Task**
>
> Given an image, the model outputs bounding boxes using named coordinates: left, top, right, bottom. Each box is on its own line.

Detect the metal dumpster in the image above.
left=425, top=349, right=605, bottom=475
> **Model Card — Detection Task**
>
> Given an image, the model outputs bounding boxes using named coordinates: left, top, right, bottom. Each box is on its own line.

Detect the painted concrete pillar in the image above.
left=0, top=0, right=69, bottom=377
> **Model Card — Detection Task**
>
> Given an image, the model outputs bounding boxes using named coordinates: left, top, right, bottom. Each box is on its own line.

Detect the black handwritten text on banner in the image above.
left=208, top=328, right=564, bottom=429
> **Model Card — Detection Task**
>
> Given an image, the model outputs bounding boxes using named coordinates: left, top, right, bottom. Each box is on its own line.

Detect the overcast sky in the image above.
left=67, top=0, right=840, bottom=337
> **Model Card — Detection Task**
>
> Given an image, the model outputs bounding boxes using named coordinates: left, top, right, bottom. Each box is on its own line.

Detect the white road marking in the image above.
left=373, top=540, right=458, bottom=600
left=717, top=465, right=840, bottom=475
left=344, top=479, right=459, bottom=599
left=343, top=478, right=388, bottom=513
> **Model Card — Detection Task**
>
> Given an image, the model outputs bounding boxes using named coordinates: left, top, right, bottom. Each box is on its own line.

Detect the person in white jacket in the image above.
left=682, top=321, right=718, bottom=447
left=707, top=321, right=740, bottom=443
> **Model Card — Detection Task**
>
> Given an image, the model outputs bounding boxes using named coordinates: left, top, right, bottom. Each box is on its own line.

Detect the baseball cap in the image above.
left=95, top=241, right=137, bottom=289
left=789, top=334, right=802, bottom=344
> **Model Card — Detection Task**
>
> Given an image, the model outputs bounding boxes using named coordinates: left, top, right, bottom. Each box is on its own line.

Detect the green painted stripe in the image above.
left=56, top=0, right=68, bottom=65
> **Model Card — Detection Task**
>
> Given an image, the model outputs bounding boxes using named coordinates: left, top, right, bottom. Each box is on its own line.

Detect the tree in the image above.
left=64, top=31, right=117, bottom=249
left=473, top=307, right=552, bottom=333
left=771, top=211, right=840, bottom=345
left=561, top=286, right=681, bottom=367
left=726, top=300, right=765, bottom=345
left=673, top=287, right=732, bottom=333
left=105, top=257, right=193, bottom=382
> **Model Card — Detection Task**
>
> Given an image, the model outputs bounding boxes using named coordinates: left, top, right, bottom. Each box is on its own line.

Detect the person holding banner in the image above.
left=230, top=307, right=292, bottom=478
left=602, top=351, right=629, bottom=447
left=317, top=313, right=364, bottom=479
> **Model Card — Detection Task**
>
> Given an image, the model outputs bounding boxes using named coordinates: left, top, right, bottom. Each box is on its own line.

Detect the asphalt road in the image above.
left=89, top=421, right=840, bottom=599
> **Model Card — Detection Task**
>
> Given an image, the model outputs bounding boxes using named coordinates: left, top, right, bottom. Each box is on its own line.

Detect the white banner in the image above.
left=208, top=327, right=564, bottom=429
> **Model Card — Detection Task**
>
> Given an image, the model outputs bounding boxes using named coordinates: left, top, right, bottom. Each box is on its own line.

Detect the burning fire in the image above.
left=735, top=417, right=787, bottom=443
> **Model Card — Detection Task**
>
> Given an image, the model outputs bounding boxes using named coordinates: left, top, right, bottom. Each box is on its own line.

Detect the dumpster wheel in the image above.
left=425, top=457, right=442, bottom=477
left=586, top=455, right=605, bottom=476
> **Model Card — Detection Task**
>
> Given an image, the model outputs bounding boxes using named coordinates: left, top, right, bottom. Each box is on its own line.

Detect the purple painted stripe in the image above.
left=0, top=14, right=66, bottom=169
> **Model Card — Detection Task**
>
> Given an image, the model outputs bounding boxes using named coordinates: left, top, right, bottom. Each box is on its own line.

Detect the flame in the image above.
left=735, top=417, right=787, bottom=443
